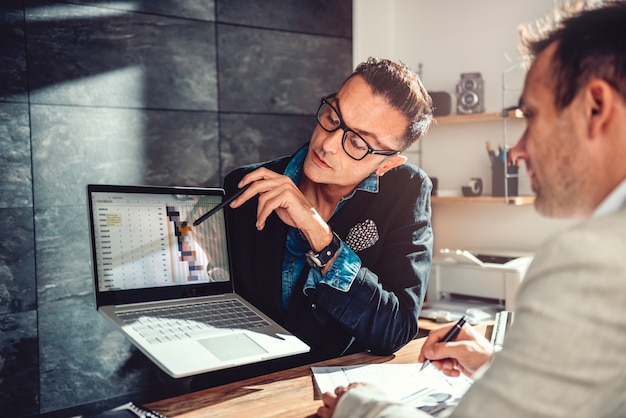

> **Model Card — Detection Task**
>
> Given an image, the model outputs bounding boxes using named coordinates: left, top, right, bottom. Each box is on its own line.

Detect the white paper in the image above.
left=312, top=363, right=472, bottom=416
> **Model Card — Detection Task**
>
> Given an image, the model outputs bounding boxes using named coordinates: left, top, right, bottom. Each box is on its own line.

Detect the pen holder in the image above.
left=491, top=162, right=518, bottom=197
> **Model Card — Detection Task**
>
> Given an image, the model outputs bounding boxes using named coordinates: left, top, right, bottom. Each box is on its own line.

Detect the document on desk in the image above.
left=312, top=363, right=472, bottom=416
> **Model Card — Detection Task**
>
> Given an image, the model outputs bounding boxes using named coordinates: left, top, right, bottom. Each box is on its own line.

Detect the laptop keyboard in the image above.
left=118, top=299, right=271, bottom=344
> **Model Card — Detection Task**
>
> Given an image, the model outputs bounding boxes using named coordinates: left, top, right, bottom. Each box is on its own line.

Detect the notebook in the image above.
left=87, top=184, right=309, bottom=378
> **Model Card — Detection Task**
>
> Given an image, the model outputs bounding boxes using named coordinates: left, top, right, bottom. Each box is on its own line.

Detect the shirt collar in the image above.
left=284, top=146, right=306, bottom=186
left=592, top=177, right=626, bottom=219
left=284, top=145, right=380, bottom=198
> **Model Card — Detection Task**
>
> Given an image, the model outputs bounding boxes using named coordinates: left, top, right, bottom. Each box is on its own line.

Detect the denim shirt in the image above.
left=281, top=146, right=374, bottom=309
left=225, top=148, right=432, bottom=357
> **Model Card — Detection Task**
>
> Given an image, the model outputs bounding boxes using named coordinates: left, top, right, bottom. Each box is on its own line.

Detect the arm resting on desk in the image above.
left=327, top=386, right=431, bottom=418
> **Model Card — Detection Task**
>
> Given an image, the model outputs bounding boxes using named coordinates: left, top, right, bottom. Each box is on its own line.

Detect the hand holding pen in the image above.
left=420, top=315, right=467, bottom=372
left=418, top=315, right=494, bottom=377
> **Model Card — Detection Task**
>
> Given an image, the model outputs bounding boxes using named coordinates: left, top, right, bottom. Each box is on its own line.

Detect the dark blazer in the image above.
left=224, top=147, right=433, bottom=365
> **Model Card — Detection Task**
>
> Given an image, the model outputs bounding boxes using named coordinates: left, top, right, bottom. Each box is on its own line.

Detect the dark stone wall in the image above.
left=0, top=0, right=352, bottom=415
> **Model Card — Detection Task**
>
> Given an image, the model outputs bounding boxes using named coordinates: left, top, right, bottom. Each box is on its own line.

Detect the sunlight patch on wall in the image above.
left=32, top=66, right=147, bottom=109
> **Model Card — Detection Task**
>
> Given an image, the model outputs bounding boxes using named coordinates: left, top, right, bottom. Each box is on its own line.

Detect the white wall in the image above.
left=354, top=0, right=576, bottom=254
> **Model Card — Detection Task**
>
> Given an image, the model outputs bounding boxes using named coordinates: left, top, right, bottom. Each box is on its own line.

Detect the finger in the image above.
left=229, top=185, right=254, bottom=209
left=254, top=181, right=286, bottom=218
left=321, top=391, right=337, bottom=402
left=427, top=358, right=460, bottom=377
left=321, top=390, right=340, bottom=410
left=255, top=182, right=302, bottom=230
left=440, top=357, right=458, bottom=369
left=440, top=358, right=460, bottom=373
left=418, top=324, right=457, bottom=361
left=316, top=406, right=331, bottom=418
left=238, top=167, right=278, bottom=187
left=334, top=385, right=349, bottom=396
left=424, top=340, right=472, bottom=362
left=231, top=173, right=286, bottom=210
left=440, top=367, right=461, bottom=377
left=230, top=168, right=280, bottom=208
left=224, top=183, right=255, bottom=210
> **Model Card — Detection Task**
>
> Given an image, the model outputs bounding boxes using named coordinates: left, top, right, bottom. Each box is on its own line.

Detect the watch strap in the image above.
left=305, top=231, right=341, bottom=269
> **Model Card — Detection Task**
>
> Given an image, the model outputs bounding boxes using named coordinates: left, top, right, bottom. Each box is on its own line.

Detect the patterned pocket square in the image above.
left=345, top=219, right=379, bottom=252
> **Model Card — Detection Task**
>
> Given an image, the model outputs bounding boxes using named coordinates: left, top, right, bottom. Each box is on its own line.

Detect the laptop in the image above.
left=87, top=184, right=309, bottom=378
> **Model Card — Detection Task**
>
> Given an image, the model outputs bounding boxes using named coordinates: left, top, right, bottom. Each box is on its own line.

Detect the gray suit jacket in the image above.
left=334, top=204, right=626, bottom=417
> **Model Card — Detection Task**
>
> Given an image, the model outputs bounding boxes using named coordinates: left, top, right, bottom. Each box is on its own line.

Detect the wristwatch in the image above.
left=305, top=232, right=341, bottom=269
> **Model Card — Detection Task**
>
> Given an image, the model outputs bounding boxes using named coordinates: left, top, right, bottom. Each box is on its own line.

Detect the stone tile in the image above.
left=30, top=105, right=219, bottom=208
left=35, top=205, right=93, bottom=306
left=0, top=1, right=28, bottom=103
left=220, top=113, right=314, bottom=178
left=217, top=0, right=351, bottom=38
left=0, top=207, right=36, bottom=314
left=30, top=105, right=146, bottom=208
left=0, top=102, right=32, bottom=209
left=142, top=111, right=220, bottom=187
left=26, top=1, right=217, bottom=110
left=69, top=0, right=215, bottom=21
left=217, top=24, right=352, bottom=114
left=0, top=311, right=39, bottom=417
left=38, top=302, right=168, bottom=414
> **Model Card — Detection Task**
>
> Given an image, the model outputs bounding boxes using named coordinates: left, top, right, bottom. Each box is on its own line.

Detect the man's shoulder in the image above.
left=548, top=206, right=626, bottom=248
left=389, top=161, right=425, bottom=176
left=225, top=155, right=292, bottom=185
left=237, top=155, right=292, bottom=172
left=380, top=162, right=432, bottom=191
left=525, top=206, right=626, bottom=283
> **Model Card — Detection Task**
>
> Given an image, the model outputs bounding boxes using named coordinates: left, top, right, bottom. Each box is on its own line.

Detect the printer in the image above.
left=420, top=249, right=534, bottom=324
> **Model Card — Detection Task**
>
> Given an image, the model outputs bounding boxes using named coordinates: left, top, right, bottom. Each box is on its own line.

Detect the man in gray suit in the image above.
left=317, top=1, right=626, bottom=417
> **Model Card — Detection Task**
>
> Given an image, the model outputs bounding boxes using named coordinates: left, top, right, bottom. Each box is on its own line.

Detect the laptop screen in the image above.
left=88, top=185, right=234, bottom=306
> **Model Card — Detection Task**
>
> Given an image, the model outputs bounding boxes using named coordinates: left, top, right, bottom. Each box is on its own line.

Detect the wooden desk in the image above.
left=420, top=318, right=494, bottom=336
left=147, top=325, right=487, bottom=418
left=418, top=317, right=454, bottom=332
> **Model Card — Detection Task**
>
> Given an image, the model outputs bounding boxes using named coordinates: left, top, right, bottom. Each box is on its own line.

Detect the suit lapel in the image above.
left=253, top=213, right=288, bottom=321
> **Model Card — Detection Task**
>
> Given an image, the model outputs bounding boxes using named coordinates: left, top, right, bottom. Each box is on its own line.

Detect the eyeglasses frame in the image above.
left=316, top=94, right=401, bottom=161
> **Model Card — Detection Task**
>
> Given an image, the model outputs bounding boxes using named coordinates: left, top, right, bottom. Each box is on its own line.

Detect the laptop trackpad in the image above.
left=199, top=333, right=267, bottom=361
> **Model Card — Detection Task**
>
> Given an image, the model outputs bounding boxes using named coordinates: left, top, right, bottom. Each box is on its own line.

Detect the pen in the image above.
left=420, top=315, right=468, bottom=372
left=192, top=183, right=252, bottom=226
left=485, top=141, right=496, bottom=164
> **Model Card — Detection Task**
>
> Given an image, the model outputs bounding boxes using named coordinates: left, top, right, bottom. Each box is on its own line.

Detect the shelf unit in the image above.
left=434, top=109, right=523, bottom=126
left=434, top=110, right=524, bottom=126
left=500, top=62, right=524, bottom=201
left=431, top=195, right=534, bottom=205
left=429, top=108, right=533, bottom=205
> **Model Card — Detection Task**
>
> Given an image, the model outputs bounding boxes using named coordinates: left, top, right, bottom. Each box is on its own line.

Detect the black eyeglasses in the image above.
left=316, top=94, right=401, bottom=161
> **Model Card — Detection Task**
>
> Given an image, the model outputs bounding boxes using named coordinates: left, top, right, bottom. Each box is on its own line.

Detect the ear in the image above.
left=586, top=79, right=615, bottom=140
left=375, top=154, right=407, bottom=176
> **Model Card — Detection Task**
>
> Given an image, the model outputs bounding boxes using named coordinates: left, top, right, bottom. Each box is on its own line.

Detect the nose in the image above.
left=509, top=133, right=527, bottom=165
left=320, top=127, right=344, bottom=154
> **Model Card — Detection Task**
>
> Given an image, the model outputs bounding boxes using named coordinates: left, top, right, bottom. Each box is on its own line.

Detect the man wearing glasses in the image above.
left=222, top=57, right=434, bottom=370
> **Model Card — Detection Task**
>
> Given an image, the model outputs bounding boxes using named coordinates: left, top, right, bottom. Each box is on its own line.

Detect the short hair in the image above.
left=520, top=0, right=626, bottom=111
left=345, top=57, right=433, bottom=150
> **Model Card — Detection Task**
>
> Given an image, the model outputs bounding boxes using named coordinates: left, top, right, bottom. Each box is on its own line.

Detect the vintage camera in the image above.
left=456, top=72, right=484, bottom=114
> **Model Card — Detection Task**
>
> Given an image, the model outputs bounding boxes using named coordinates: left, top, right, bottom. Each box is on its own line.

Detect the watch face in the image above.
left=305, top=250, right=323, bottom=268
